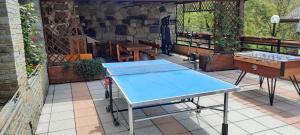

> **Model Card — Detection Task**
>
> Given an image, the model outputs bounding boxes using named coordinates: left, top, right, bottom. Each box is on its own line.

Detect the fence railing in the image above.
left=176, top=32, right=214, bottom=50
left=240, top=36, right=300, bottom=55
left=176, top=32, right=300, bottom=56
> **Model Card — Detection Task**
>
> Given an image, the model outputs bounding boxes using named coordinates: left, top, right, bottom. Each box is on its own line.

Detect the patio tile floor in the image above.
left=36, top=54, right=300, bottom=135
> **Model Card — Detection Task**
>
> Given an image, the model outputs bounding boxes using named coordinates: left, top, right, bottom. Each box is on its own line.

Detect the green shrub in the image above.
left=63, top=62, right=70, bottom=71
left=74, top=58, right=105, bottom=80
left=214, top=3, right=242, bottom=54
left=20, top=2, right=44, bottom=75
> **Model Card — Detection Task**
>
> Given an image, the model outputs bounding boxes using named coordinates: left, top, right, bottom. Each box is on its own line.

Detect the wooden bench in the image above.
left=138, top=40, right=160, bottom=60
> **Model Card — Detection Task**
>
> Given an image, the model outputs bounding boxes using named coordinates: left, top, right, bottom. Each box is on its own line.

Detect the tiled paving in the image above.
left=36, top=82, right=105, bottom=135
left=36, top=54, right=300, bottom=135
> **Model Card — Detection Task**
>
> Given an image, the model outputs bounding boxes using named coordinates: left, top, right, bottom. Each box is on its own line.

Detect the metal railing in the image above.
left=240, top=36, right=300, bottom=56
left=176, top=33, right=300, bottom=55
left=176, top=32, right=214, bottom=50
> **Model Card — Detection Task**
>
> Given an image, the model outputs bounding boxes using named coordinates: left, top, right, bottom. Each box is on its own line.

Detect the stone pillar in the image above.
left=0, top=0, right=27, bottom=101
left=0, top=1, right=49, bottom=134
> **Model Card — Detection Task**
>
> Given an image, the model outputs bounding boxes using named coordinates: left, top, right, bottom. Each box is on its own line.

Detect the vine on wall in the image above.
left=214, top=2, right=242, bottom=54
left=20, top=2, right=44, bottom=75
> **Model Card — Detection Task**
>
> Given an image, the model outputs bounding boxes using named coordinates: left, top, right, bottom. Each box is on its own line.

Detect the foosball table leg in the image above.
left=289, top=75, right=300, bottom=95
left=235, top=71, right=247, bottom=85
left=266, top=78, right=277, bottom=106
left=259, top=76, right=264, bottom=88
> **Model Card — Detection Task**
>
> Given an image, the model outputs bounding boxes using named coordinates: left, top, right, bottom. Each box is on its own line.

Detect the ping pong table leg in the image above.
left=106, top=77, right=113, bottom=112
left=106, top=77, right=120, bottom=126
left=128, top=104, right=134, bottom=135
left=105, top=77, right=110, bottom=99
left=194, top=97, right=201, bottom=113
left=222, top=92, right=228, bottom=135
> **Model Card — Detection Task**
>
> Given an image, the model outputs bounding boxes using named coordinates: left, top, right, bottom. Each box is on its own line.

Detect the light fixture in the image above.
left=270, top=15, right=280, bottom=37
left=271, top=15, right=280, bottom=24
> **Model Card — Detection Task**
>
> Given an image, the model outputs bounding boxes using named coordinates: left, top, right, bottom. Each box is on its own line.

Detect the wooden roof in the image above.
left=281, top=7, right=300, bottom=22
left=80, top=0, right=239, bottom=3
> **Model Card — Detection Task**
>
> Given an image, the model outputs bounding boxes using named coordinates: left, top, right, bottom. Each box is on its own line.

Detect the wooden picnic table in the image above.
left=118, top=42, right=152, bottom=61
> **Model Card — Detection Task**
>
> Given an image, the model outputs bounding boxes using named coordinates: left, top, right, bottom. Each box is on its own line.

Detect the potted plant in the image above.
left=74, top=58, right=104, bottom=81
left=199, top=2, right=241, bottom=72
left=48, top=58, right=105, bottom=83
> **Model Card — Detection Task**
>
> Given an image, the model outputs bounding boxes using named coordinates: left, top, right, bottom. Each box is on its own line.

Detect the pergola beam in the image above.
left=280, top=19, right=300, bottom=23
left=92, top=0, right=240, bottom=3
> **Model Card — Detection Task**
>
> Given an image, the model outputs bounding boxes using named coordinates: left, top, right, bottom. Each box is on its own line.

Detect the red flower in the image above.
left=31, top=36, right=37, bottom=43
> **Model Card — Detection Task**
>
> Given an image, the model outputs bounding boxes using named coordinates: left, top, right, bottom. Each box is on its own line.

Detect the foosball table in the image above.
left=234, top=51, right=300, bottom=105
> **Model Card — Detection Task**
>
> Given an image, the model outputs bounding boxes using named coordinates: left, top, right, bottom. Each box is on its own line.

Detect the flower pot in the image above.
left=47, top=64, right=103, bottom=84
left=199, top=53, right=235, bottom=72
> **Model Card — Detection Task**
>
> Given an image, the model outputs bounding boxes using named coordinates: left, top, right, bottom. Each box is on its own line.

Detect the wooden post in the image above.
left=239, top=0, right=245, bottom=35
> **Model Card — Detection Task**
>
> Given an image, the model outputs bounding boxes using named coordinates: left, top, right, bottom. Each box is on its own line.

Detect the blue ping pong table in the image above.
left=103, top=60, right=238, bottom=135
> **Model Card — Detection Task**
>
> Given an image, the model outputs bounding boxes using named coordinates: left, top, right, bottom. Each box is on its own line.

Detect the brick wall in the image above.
left=0, top=0, right=49, bottom=134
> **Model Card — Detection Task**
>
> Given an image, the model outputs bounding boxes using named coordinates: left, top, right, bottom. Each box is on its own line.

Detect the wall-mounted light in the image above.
left=270, top=15, right=280, bottom=37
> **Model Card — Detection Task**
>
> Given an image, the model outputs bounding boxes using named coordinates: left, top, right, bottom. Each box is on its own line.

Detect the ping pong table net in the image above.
left=106, top=63, right=190, bottom=76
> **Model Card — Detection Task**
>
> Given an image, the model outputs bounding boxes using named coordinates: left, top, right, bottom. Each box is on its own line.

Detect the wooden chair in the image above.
left=107, top=40, right=113, bottom=57
left=116, top=44, right=133, bottom=62
left=105, top=40, right=117, bottom=60
left=79, top=54, right=93, bottom=60
left=68, top=22, right=87, bottom=54
left=138, top=40, right=160, bottom=60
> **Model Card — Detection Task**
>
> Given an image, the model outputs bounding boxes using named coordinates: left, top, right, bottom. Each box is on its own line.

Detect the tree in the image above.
left=244, top=0, right=300, bottom=39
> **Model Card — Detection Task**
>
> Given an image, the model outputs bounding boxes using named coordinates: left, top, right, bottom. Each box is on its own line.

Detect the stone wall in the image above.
left=0, top=0, right=49, bottom=134
left=0, top=65, right=49, bottom=135
left=77, top=1, right=176, bottom=44
left=0, top=0, right=27, bottom=101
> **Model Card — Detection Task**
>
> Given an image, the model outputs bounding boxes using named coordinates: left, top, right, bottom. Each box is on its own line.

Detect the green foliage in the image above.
left=244, top=0, right=300, bottom=39
left=182, top=0, right=300, bottom=53
left=26, top=65, right=34, bottom=75
left=74, top=58, right=105, bottom=80
left=63, top=62, right=70, bottom=71
left=214, top=3, right=242, bottom=54
left=183, top=2, right=242, bottom=54
left=244, top=44, right=271, bottom=51
left=184, top=12, right=214, bottom=32
left=216, top=37, right=240, bottom=54
left=20, top=2, right=43, bottom=75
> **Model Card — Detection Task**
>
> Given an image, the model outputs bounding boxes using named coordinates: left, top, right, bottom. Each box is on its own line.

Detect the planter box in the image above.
left=48, top=65, right=102, bottom=84
left=174, top=45, right=213, bottom=56
left=199, top=53, right=235, bottom=72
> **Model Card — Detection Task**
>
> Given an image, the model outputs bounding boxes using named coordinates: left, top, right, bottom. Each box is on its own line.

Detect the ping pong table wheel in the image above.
left=113, top=120, right=120, bottom=126
left=106, top=106, right=111, bottom=112
left=196, top=109, right=201, bottom=114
